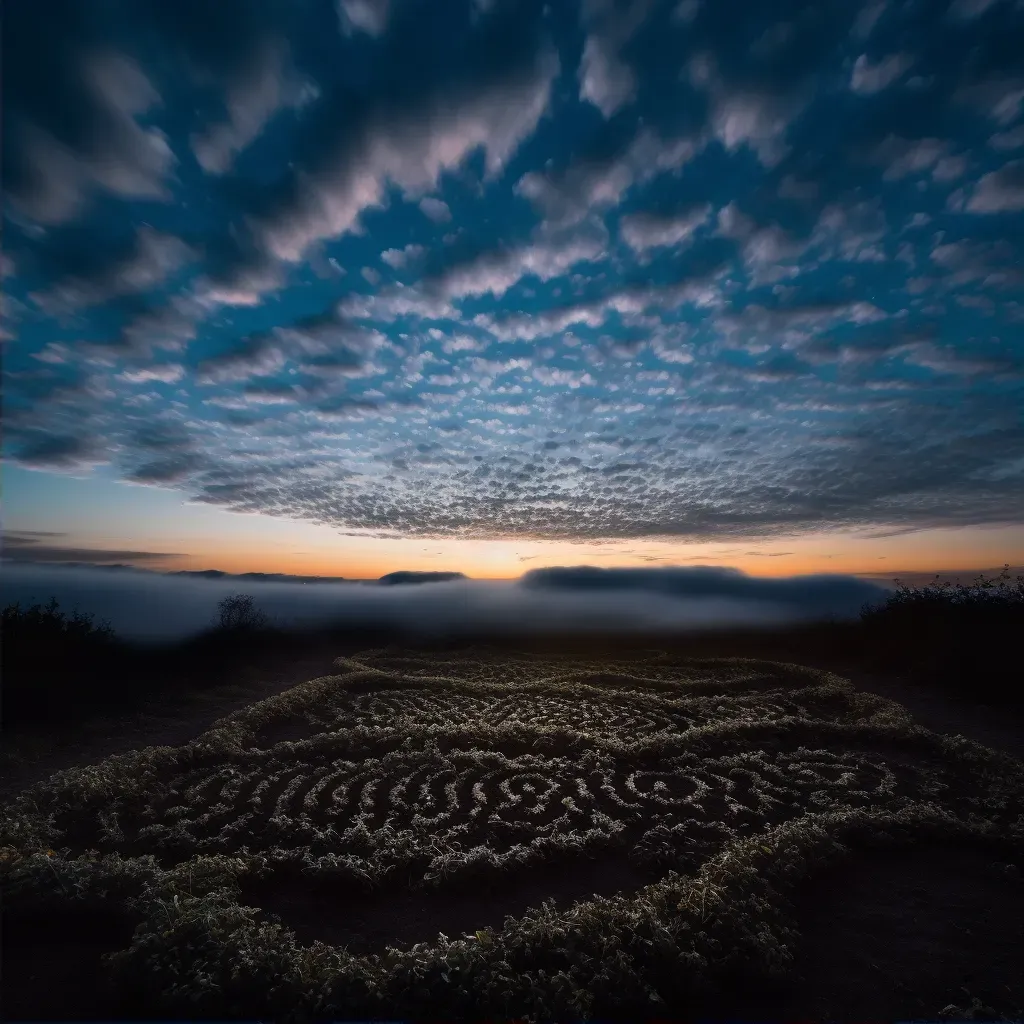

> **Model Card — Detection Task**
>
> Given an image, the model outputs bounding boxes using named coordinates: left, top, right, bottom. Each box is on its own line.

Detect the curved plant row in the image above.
left=2, top=648, right=1023, bottom=1020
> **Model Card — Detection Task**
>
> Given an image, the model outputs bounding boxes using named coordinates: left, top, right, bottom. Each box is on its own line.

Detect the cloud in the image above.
left=577, top=0, right=654, bottom=117
left=989, top=125, right=1024, bottom=151
left=673, top=0, right=700, bottom=23
left=873, top=135, right=950, bottom=179
left=688, top=54, right=805, bottom=168
left=948, top=0, right=1002, bottom=19
left=516, top=128, right=701, bottom=229
left=715, top=300, right=888, bottom=353
left=955, top=74, right=1024, bottom=125
left=932, top=154, right=968, bottom=182
left=716, top=202, right=808, bottom=280
left=119, top=364, right=186, bottom=384
left=338, top=285, right=457, bottom=322
left=777, top=174, right=818, bottom=200
left=428, top=229, right=607, bottom=299
left=0, top=563, right=887, bottom=642
left=126, top=455, right=205, bottom=485
left=852, top=1, right=887, bottom=39
left=897, top=340, right=1018, bottom=377
left=522, top=564, right=886, bottom=617
left=4, top=6, right=175, bottom=225
left=11, top=433, right=106, bottom=471
left=191, top=40, right=316, bottom=175
left=850, top=53, right=913, bottom=94
left=619, top=204, right=712, bottom=251
left=928, top=238, right=1018, bottom=285
left=195, top=307, right=385, bottom=385
left=30, top=226, right=195, bottom=315
left=419, top=197, right=452, bottom=223
left=111, top=296, right=205, bottom=355
left=195, top=332, right=285, bottom=384
left=810, top=197, right=888, bottom=262
left=4, top=0, right=1023, bottom=549
left=381, top=244, right=425, bottom=269
left=3, top=532, right=182, bottom=564
left=242, top=42, right=559, bottom=272
left=966, top=160, right=1024, bottom=212
left=337, top=0, right=391, bottom=37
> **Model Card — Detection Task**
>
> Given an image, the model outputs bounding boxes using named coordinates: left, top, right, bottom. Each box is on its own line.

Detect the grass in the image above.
left=2, top=647, right=1023, bottom=1020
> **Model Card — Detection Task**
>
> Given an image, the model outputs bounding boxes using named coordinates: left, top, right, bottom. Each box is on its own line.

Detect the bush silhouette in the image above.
left=215, top=594, right=269, bottom=632
left=858, top=565, right=1024, bottom=700
left=2, top=597, right=116, bottom=649
left=2, top=599, right=122, bottom=721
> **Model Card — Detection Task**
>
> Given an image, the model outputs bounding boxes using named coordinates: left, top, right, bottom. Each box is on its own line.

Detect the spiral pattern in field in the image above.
left=28, top=648, right=981, bottom=880
left=5, top=647, right=1024, bottom=1023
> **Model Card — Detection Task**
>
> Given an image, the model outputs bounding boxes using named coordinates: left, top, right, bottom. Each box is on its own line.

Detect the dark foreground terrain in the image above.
left=2, top=643, right=1023, bottom=1022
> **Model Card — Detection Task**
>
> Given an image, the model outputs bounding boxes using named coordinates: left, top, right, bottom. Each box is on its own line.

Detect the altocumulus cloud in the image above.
left=2, top=0, right=1023, bottom=544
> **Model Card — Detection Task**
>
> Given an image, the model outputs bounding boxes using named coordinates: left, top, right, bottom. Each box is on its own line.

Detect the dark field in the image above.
left=3, top=644, right=1023, bottom=1022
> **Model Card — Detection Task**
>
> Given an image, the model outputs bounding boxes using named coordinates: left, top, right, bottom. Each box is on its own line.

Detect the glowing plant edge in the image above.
left=2, top=648, right=1022, bottom=1020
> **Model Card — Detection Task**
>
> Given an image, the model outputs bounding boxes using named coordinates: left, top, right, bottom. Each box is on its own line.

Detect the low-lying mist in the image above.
left=0, top=563, right=889, bottom=643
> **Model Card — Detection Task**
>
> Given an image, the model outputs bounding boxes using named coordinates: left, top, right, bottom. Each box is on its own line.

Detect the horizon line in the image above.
left=4, top=557, right=1022, bottom=583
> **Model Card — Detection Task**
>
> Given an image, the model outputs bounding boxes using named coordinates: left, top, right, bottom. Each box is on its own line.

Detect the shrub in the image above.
left=858, top=565, right=1024, bottom=700
left=2, top=597, right=117, bottom=650
left=1, top=599, right=126, bottom=721
left=215, top=594, right=269, bottom=632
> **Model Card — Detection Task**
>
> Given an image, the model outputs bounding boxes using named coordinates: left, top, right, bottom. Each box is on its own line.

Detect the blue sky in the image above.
left=3, top=0, right=1024, bottom=577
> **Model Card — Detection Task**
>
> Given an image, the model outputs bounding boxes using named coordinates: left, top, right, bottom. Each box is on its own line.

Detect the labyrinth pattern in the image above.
left=4, top=648, right=1024, bottom=1020
left=98, top=741, right=929, bottom=867
left=21, top=649, right=1020, bottom=873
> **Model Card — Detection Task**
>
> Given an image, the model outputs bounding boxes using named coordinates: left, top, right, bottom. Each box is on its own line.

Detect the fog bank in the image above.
left=0, top=563, right=888, bottom=643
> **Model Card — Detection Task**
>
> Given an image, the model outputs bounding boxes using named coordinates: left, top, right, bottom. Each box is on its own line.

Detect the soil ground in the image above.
left=5, top=653, right=1021, bottom=798
left=239, top=853, right=656, bottom=954
left=0, top=639, right=347, bottom=801
left=779, top=845, right=1024, bottom=1020
left=3, top=651, right=1023, bottom=1021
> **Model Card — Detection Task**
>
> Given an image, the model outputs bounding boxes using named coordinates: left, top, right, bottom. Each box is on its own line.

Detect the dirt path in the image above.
left=3, top=652, right=1021, bottom=804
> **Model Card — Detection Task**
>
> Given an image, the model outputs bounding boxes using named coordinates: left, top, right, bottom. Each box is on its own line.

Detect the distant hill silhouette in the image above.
left=378, top=571, right=467, bottom=585
left=171, top=570, right=348, bottom=583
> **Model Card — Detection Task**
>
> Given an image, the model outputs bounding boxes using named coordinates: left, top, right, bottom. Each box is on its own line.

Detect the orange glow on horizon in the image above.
left=59, top=521, right=1024, bottom=582
left=8, top=469, right=1021, bottom=581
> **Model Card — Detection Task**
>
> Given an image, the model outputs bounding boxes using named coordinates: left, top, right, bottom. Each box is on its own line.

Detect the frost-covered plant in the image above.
left=3, top=648, right=1024, bottom=1020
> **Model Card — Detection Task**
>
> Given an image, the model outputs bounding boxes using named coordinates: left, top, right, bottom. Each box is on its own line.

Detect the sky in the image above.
left=3, top=0, right=1024, bottom=581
